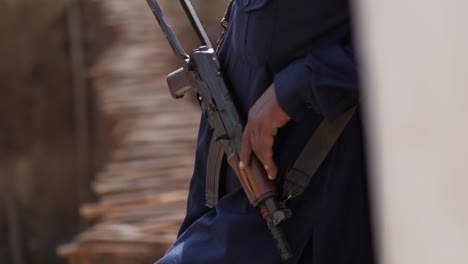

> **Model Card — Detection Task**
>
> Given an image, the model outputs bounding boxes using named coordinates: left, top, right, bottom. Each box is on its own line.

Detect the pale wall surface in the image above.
left=355, top=1, right=468, bottom=263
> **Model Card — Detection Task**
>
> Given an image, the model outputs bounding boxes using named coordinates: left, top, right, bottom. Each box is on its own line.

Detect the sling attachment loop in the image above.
left=216, top=0, right=234, bottom=53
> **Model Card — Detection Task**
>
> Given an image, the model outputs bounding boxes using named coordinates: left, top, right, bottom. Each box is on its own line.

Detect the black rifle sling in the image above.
left=282, top=106, right=357, bottom=201
left=215, top=0, right=234, bottom=53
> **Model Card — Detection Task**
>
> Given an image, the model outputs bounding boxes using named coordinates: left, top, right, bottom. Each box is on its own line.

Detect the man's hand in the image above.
left=240, top=84, right=291, bottom=180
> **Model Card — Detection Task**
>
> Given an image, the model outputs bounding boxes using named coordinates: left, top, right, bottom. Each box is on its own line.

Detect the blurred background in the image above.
left=3, top=1, right=468, bottom=264
left=0, top=0, right=229, bottom=264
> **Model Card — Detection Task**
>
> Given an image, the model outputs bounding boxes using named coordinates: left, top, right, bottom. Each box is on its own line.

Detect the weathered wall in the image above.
left=356, top=0, right=468, bottom=263
left=0, top=1, right=96, bottom=264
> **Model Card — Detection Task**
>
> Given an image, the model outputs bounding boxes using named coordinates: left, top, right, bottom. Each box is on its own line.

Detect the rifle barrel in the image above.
left=146, top=0, right=188, bottom=60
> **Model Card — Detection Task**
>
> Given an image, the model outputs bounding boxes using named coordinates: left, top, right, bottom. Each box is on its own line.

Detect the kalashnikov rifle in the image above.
left=146, top=0, right=293, bottom=261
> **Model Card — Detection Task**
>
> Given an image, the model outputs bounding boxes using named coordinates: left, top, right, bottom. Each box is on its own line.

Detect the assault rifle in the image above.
left=146, top=0, right=292, bottom=261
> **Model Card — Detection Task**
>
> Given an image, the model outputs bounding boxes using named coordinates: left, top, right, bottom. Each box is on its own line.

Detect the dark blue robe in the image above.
left=156, top=0, right=375, bottom=263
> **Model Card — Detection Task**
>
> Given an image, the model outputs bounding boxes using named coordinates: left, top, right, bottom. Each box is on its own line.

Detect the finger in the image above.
left=259, top=133, right=274, bottom=169
left=268, top=162, right=278, bottom=180
left=240, top=126, right=253, bottom=169
left=248, top=124, right=273, bottom=177
left=260, top=134, right=276, bottom=180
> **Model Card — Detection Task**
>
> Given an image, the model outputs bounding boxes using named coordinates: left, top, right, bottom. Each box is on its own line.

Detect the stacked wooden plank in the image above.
left=58, top=0, right=201, bottom=263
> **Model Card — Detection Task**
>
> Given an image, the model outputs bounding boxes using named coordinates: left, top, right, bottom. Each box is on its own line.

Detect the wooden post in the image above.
left=68, top=0, right=91, bottom=227
left=6, top=197, right=25, bottom=264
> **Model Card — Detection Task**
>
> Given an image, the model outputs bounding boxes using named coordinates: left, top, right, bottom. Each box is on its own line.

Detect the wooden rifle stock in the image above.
left=227, top=154, right=292, bottom=261
left=227, top=154, right=276, bottom=206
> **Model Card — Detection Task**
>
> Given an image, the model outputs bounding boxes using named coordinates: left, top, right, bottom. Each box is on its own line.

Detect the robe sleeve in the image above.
left=273, top=43, right=359, bottom=122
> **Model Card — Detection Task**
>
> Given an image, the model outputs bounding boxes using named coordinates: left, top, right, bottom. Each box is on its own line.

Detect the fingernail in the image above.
left=268, top=174, right=273, bottom=180
left=239, top=161, right=245, bottom=168
left=264, top=165, right=269, bottom=170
